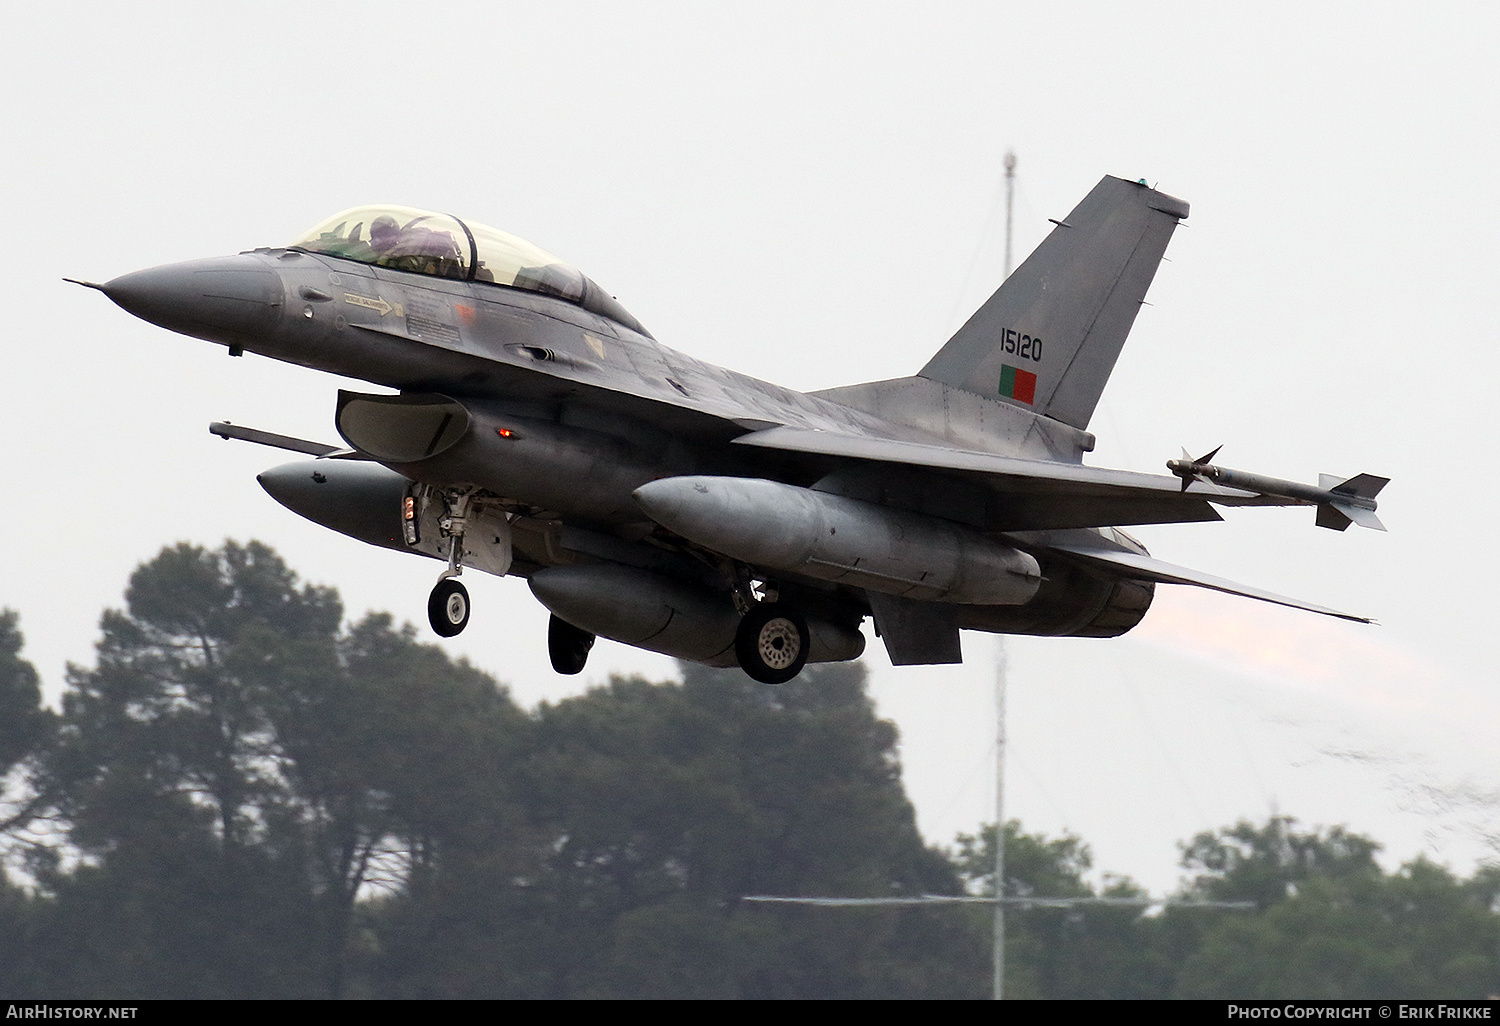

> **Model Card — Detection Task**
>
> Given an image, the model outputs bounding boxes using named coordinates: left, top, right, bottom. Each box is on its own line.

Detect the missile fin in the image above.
left=1316, top=472, right=1388, bottom=530
left=1175, top=445, right=1220, bottom=490
left=1329, top=501, right=1386, bottom=532
left=1330, top=473, right=1389, bottom=500
left=1315, top=502, right=1353, bottom=532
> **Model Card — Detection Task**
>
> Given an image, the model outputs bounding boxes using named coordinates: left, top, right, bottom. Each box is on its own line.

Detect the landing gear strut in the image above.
left=428, top=488, right=475, bottom=638
left=735, top=602, right=809, bottom=685
left=548, top=615, right=596, bottom=675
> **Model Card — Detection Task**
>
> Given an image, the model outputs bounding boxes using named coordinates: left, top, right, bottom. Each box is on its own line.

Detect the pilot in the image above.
left=368, top=215, right=405, bottom=256
left=364, top=214, right=464, bottom=277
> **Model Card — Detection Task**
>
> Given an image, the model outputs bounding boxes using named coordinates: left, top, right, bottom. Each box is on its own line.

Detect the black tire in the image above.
left=428, top=579, right=470, bottom=637
left=735, top=602, right=810, bottom=684
left=548, top=614, right=595, bottom=675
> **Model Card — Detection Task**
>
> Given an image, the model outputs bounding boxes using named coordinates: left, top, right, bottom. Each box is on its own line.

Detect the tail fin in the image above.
left=919, top=176, right=1189, bottom=430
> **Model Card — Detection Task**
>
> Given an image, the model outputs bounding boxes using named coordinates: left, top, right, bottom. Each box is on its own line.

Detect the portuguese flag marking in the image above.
left=999, top=364, right=1037, bottom=405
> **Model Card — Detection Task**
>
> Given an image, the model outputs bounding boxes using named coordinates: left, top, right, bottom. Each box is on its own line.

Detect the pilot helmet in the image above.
left=370, top=215, right=401, bottom=247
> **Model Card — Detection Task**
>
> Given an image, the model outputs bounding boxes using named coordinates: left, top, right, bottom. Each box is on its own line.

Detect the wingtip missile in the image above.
left=1166, top=453, right=1388, bottom=531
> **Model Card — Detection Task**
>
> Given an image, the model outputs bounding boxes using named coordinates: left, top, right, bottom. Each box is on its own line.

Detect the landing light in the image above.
left=402, top=494, right=419, bottom=546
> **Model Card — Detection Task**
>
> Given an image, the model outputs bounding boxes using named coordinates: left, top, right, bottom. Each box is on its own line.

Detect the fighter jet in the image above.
left=76, top=176, right=1386, bottom=684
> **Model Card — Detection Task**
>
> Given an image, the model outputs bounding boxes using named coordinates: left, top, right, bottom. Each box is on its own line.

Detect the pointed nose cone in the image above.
left=102, top=255, right=282, bottom=347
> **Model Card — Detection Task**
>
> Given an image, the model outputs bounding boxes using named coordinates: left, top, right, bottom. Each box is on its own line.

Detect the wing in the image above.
left=731, top=425, right=1285, bottom=531
left=731, top=426, right=1373, bottom=621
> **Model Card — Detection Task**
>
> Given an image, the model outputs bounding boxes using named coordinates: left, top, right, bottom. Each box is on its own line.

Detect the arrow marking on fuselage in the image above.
left=343, top=292, right=393, bottom=316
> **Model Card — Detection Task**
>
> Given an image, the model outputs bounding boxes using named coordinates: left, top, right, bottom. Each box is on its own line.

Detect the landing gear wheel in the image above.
left=428, top=579, right=470, bottom=638
left=548, top=615, right=596, bottom=675
left=735, top=602, right=809, bottom=685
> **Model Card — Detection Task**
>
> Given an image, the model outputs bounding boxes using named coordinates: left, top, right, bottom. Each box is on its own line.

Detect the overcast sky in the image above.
left=5, top=1, right=1498, bottom=895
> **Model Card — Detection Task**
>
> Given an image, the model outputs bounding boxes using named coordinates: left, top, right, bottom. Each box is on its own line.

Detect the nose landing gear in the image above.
left=428, top=577, right=470, bottom=637
left=428, top=488, right=475, bottom=638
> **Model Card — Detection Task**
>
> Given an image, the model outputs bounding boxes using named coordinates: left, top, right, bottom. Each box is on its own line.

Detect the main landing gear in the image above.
left=735, top=602, right=809, bottom=685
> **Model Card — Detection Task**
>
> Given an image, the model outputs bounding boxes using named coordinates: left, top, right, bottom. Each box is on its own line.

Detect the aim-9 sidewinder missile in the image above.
left=1166, top=447, right=1387, bottom=532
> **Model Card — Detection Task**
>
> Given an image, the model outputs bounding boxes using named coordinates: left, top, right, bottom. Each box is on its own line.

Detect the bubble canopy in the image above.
left=290, top=205, right=646, bottom=335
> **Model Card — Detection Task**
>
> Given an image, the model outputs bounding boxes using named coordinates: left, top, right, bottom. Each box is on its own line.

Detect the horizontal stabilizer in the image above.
left=1046, top=543, right=1373, bottom=624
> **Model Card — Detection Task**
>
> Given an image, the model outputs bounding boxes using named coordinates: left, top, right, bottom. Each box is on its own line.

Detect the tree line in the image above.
left=0, top=541, right=1496, bottom=999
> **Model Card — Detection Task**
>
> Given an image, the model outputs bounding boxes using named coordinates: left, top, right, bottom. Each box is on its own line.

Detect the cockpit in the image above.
left=291, top=205, right=648, bottom=336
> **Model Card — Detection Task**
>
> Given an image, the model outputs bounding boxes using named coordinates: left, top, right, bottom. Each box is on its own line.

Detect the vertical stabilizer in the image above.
left=919, top=176, right=1188, bottom=430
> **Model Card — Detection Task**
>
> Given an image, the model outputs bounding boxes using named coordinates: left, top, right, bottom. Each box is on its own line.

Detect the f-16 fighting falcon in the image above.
left=74, top=176, right=1387, bottom=683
